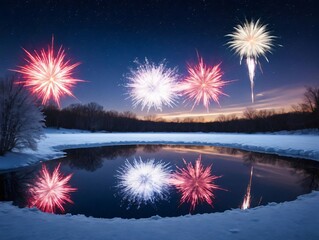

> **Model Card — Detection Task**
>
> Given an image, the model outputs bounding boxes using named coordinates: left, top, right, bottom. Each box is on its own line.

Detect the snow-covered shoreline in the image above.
left=1, top=129, right=319, bottom=240
left=1, top=191, right=318, bottom=240
left=1, top=128, right=319, bottom=171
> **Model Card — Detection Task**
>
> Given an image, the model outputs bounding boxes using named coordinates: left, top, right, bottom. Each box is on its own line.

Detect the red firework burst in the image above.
left=180, top=55, right=229, bottom=111
left=28, top=163, right=77, bottom=213
left=13, top=37, right=82, bottom=108
left=170, top=155, right=224, bottom=211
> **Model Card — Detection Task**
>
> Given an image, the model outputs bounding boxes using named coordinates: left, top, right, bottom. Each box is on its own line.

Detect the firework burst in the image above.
left=241, top=166, right=253, bottom=210
left=116, top=157, right=171, bottom=206
left=28, top=163, right=77, bottom=213
left=13, top=37, right=82, bottom=108
left=126, top=58, right=180, bottom=112
left=227, top=19, right=275, bottom=102
left=170, top=155, right=224, bottom=211
left=180, top=55, right=229, bottom=111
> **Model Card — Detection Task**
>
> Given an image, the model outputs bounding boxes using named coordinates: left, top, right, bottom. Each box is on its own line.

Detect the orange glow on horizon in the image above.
left=137, top=85, right=305, bottom=122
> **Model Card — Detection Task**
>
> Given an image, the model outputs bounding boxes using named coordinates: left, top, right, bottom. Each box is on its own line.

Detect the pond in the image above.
left=1, top=144, right=319, bottom=219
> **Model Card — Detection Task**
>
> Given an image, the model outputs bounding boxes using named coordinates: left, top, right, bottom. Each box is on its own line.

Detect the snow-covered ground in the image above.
left=1, top=128, right=319, bottom=170
left=1, top=191, right=318, bottom=240
left=1, top=128, right=319, bottom=240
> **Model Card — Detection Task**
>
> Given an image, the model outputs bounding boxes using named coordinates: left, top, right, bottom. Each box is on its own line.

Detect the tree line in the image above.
left=0, top=73, right=318, bottom=157
left=44, top=87, right=319, bottom=133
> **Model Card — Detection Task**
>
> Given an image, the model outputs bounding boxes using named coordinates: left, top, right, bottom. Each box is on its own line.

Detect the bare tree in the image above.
left=0, top=76, right=44, bottom=156
left=216, top=114, right=239, bottom=122
left=86, top=102, right=104, bottom=131
left=121, top=111, right=137, bottom=119
left=256, top=109, right=275, bottom=119
left=243, top=108, right=257, bottom=120
left=183, top=117, right=194, bottom=123
left=144, top=115, right=158, bottom=121
left=216, top=114, right=227, bottom=122
left=301, top=87, right=319, bottom=114
left=228, top=114, right=239, bottom=121
left=291, top=104, right=302, bottom=113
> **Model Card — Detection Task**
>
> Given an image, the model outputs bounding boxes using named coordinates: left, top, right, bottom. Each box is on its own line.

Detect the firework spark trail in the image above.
left=241, top=166, right=253, bottom=210
left=179, top=55, right=229, bottom=111
left=116, top=157, right=171, bottom=206
left=170, top=155, right=224, bottom=211
left=126, top=58, right=180, bottom=112
left=28, top=163, right=77, bottom=213
left=13, top=37, right=82, bottom=108
left=227, top=19, right=275, bottom=103
left=246, top=57, right=256, bottom=102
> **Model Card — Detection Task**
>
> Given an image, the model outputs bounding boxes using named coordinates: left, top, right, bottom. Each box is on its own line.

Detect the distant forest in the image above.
left=44, top=87, right=319, bottom=133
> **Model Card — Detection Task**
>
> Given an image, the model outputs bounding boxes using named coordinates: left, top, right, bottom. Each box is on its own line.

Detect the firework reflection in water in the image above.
left=116, top=157, right=171, bottom=207
left=170, top=155, right=224, bottom=211
left=241, top=166, right=254, bottom=210
left=28, top=163, right=77, bottom=213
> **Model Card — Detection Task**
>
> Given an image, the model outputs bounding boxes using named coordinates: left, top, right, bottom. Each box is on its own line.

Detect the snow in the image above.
left=1, top=192, right=318, bottom=240
left=1, top=128, right=319, bottom=170
left=1, top=128, right=319, bottom=240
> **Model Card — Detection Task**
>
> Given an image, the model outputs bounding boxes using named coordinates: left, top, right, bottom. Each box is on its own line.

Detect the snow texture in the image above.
left=0, top=78, right=44, bottom=155
left=1, top=191, right=318, bottom=240
left=1, top=128, right=319, bottom=171
left=0, top=128, right=319, bottom=240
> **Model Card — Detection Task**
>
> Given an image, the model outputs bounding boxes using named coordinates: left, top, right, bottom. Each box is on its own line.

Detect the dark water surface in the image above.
left=1, top=145, right=318, bottom=219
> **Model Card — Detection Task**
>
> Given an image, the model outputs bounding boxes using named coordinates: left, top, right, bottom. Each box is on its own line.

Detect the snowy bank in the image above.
left=1, top=128, right=319, bottom=170
left=1, top=191, right=318, bottom=240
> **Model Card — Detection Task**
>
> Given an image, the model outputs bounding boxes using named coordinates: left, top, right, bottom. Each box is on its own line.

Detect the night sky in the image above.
left=0, top=0, right=318, bottom=121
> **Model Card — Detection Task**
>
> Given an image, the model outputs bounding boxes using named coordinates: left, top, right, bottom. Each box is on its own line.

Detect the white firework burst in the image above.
left=227, top=19, right=276, bottom=103
left=126, top=58, right=180, bottom=112
left=227, top=19, right=274, bottom=62
left=116, top=157, right=171, bottom=207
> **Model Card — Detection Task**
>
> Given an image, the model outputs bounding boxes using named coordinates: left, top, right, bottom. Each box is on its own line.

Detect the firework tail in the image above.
left=246, top=58, right=256, bottom=103
left=241, top=166, right=253, bottom=210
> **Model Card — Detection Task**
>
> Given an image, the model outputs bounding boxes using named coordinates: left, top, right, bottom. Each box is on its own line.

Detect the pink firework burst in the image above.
left=180, top=55, right=229, bottom=111
left=28, top=163, right=77, bottom=213
left=170, top=155, right=224, bottom=211
left=13, top=37, right=82, bottom=108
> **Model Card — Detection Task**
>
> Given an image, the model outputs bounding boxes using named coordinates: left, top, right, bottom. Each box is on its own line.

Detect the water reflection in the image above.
left=170, top=155, right=224, bottom=211
left=65, top=145, right=137, bottom=171
left=1, top=145, right=319, bottom=219
left=300, top=167, right=319, bottom=191
left=0, top=167, right=38, bottom=207
left=116, top=157, right=171, bottom=207
left=241, top=166, right=253, bottom=210
left=142, top=145, right=163, bottom=153
left=240, top=151, right=319, bottom=192
left=27, top=163, right=77, bottom=213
